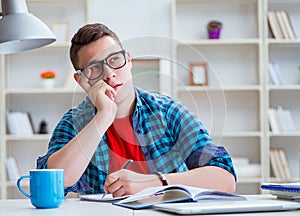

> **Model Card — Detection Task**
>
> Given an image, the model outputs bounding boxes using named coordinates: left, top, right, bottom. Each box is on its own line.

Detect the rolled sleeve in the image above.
left=186, top=144, right=236, bottom=181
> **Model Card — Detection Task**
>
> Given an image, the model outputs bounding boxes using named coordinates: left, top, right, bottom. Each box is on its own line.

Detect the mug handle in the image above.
left=17, top=175, right=31, bottom=199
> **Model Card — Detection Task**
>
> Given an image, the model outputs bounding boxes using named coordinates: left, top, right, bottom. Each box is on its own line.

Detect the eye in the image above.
left=89, top=63, right=101, bottom=73
left=108, top=56, right=120, bottom=65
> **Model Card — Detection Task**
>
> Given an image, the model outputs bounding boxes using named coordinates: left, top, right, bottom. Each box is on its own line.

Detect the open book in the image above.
left=113, top=185, right=246, bottom=209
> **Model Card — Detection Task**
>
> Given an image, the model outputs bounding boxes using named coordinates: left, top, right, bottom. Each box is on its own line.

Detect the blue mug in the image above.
left=17, top=169, right=64, bottom=209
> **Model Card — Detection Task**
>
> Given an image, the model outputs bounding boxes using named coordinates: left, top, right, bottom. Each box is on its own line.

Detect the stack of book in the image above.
left=6, top=110, right=34, bottom=136
left=231, top=157, right=261, bottom=178
left=267, top=10, right=297, bottom=39
left=268, top=106, right=296, bottom=132
left=269, top=148, right=292, bottom=180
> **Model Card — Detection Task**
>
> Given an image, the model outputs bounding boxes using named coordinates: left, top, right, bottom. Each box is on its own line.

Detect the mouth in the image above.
left=112, top=83, right=122, bottom=91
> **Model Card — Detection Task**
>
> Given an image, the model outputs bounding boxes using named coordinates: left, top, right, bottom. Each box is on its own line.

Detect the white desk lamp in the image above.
left=0, top=0, right=56, bottom=54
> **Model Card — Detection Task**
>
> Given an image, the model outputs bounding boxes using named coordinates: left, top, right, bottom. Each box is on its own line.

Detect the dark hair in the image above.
left=70, top=23, right=122, bottom=70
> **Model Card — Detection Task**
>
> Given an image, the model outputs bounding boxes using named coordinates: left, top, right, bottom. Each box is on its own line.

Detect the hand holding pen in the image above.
left=102, top=159, right=133, bottom=199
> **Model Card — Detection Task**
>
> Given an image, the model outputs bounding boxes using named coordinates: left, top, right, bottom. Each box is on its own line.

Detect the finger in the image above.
left=105, top=89, right=117, bottom=101
left=77, top=74, right=91, bottom=92
left=111, top=185, right=127, bottom=197
left=108, top=180, right=123, bottom=197
left=103, top=174, right=119, bottom=193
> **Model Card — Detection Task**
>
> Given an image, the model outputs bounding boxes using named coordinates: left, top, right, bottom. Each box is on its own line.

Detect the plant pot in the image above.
left=42, top=79, right=55, bottom=89
left=208, top=27, right=221, bottom=39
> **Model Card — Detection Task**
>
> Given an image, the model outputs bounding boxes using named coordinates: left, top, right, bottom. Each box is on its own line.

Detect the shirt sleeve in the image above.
left=36, top=110, right=92, bottom=195
left=167, top=100, right=236, bottom=181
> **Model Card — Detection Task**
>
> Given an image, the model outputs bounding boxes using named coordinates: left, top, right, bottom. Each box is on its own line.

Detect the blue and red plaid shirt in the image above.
left=37, top=87, right=236, bottom=195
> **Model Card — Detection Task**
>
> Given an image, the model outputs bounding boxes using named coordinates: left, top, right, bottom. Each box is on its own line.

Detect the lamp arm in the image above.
left=2, top=0, right=28, bottom=16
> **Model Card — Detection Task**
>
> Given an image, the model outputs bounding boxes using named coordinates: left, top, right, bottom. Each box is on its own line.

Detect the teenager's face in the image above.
left=77, top=36, right=134, bottom=104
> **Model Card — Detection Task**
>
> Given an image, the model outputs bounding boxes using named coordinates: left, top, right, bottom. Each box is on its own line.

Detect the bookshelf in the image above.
left=171, top=0, right=299, bottom=194
left=265, top=0, right=300, bottom=184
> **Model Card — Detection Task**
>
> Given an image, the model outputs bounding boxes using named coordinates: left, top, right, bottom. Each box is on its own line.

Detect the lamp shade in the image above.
left=0, top=0, right=56, bottom=54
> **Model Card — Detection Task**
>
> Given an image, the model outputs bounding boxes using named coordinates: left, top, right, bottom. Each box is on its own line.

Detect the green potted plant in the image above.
left=207, top=20, right=222, bottom=39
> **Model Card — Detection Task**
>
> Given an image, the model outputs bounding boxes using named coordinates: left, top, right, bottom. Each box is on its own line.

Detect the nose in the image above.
left=102, top=64, right=116, bottom=81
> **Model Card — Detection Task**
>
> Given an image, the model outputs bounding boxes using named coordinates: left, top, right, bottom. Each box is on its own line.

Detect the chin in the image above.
left=115, top=85, right=134, bottom=104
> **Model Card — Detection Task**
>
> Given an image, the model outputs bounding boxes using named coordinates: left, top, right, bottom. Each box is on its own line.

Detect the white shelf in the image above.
left=212, top=131, right=262, bottom=138
left=5, top=88, right=84, bottom=94
left=267, top=132, right=300, bottom=137
left=5, top=134, right=51, bottom=141
left=267, top=39, right=300, bottom=44
left=176, top=39, right=261, bottom=46
left=177, top=85, right=261, bottom=92
left=237, top=178, right=262, bottom=184
left=268, top=85, right=300, bottom=91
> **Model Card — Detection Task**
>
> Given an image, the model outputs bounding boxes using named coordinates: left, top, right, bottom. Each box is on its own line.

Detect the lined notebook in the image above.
left=261, top=183, right=300, bottom=200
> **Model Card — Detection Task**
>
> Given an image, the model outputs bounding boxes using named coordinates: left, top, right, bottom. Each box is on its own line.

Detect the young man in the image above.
left=37, top=23, right=236, bottom=197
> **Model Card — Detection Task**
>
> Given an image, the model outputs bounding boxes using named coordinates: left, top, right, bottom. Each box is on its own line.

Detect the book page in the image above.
left=80, top=193, right=129, bottom=202
left=117, top=185, right=192, bottom=204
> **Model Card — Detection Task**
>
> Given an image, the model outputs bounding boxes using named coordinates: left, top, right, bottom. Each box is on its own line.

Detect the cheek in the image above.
left=119, top=66, right=133, bottom=83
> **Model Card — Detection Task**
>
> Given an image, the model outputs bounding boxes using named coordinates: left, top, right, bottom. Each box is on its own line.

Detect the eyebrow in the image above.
left=80, top=59, right=102, bottom=70
left=81, top=50, right=121, bottom=70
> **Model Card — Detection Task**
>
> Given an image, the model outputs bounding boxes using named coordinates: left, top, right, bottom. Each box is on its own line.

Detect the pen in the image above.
left=102, top=159, right=133, bottom=199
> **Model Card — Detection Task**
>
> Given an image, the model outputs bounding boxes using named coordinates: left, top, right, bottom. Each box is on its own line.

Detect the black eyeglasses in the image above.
left=76, top=50, right=127, bottom=80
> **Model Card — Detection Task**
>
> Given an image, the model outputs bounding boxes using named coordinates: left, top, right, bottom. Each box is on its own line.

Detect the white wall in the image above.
left=89, top=0, right=172, bottom=59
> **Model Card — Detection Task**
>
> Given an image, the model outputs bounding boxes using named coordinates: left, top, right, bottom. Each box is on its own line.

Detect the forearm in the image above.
left=48, top=111, right=113, bottom=187
left=165, top=166, right=236, bottom=193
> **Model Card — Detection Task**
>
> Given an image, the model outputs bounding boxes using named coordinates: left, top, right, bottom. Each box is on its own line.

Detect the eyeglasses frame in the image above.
left=76, top=49, right=127, bottom=80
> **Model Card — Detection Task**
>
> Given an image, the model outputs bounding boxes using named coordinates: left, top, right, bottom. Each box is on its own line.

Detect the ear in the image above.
left=73, top=73, right=80, bottom=83
left=126, top=52, right=132, bottom=69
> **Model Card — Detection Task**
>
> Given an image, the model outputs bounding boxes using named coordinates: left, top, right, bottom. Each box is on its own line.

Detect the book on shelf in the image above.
left=6, top=110, right=34, bottom=136
left=268, top=106, right=296, bottom=132
left=5, top=157, right=21, bottom=181
left=268, top=10, right=297, bottom=39
left=269, top=148, right=292, bottom=180
left=277, top=106, right=296, bottom=132
left=280, top=10, right=297, bottom=39
left=267, top=11, right=284, bottom=39
left=268, top=62, right=286, bottom=85
left=276, top=11, right=290, bottom=39
left=268, top=108, right=281, bottom=132
left=112, top=185, right=246, bottom=210
left=231, top=157, right=261, bottom=178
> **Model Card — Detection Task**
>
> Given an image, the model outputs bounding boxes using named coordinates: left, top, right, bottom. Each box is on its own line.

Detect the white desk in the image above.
left=0, top=199, right=133, bottom=216
left=1, top=195, right=300, bottom=216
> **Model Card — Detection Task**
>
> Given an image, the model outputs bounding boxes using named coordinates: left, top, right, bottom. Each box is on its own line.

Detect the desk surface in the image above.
left=1, top=195, right=300, bottom=216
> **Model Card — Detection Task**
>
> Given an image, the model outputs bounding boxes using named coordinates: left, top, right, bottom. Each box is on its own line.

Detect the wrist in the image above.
left=94, top=111, right=114, bottom=126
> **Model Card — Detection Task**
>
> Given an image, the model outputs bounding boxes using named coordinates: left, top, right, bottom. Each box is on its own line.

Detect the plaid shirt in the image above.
left=37, top=87, right=236, bottom=195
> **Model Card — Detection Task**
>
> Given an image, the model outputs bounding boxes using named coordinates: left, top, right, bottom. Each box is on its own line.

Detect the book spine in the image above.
left=268, top=62, right=280, bottom=85
left=5, top=157, right=21, bottom=181
left=281, top=10, right=297, bottom=39
left=276, top=11, right=289, bottom=39
left=270, top=148, right=281, bottom=179
left=268, top=108, right=281, bottom=132
left=267, top=11, right=284, bottom=39
left=277, top=148, right=292, bottom=180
